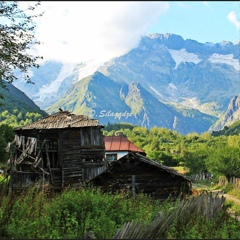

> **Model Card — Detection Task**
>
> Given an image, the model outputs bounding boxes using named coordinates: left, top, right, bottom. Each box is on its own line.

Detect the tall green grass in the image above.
left=0, top=183, right=239, bottom=239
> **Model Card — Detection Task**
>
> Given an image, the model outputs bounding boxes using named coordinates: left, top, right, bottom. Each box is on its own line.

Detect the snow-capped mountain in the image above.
left=13, top=33, right=240, bottom=134
left=14, top=59, right=108, bottom=109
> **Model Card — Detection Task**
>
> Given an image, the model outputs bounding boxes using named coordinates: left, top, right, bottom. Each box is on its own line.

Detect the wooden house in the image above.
left=89, top=152, right=192, bottom=200
left=6, top=110, right=106, bottom=192
left=104, top=135, right=146, bottom=162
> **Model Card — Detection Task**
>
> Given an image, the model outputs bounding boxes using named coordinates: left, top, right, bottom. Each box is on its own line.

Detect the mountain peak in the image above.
left=13, top=33, right=239, bottom=134
left=147, top=33, right=184, bottom=41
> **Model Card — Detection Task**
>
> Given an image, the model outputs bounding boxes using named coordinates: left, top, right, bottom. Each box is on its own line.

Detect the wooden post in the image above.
left=46, top=143, right=53, bottom=185
left=62, top=169, right=64, bottom=189
left=8, top=140, right=16, bottom=195
left=9, top=155, right=13, bottom=195
left=42, top=171, right=44, bottom=191
left=131, top=175, right=136, bottom=198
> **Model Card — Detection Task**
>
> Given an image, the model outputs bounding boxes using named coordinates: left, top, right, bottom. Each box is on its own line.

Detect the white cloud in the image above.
left=227, top=11, right=240, bottom=31
left=203, top=1, right=211, bottom=8
left=30, top=1, right=169, bottom=64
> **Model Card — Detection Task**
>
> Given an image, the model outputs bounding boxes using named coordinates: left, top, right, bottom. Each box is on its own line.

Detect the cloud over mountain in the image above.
left=33, top=2, right=169, bottom=64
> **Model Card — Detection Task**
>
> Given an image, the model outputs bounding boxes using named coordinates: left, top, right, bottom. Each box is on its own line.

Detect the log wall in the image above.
left=10, top=126, right=106, bottom=192
left=91, top=160, right=191, bottom=200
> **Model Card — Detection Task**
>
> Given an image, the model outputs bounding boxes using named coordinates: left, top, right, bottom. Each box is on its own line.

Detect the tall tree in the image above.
left=206, top=146, right=240, bottom=181
left=0, top=1, right=43, bottom=89
left=183, top=147, right=208, bottom=175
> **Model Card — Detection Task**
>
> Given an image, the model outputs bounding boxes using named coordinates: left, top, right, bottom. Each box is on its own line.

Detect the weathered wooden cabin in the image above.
left=6, top=110, right=106, bottom=192
left=89, top=152, right=192, bottom=200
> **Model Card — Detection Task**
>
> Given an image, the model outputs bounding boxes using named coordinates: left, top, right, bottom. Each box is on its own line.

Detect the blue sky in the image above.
left=147, top=1, right=240, bottom=44
left=21, top=1, right=239, bottom=64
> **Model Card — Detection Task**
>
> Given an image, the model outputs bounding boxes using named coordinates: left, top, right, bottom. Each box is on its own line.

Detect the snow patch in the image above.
left=34, top=63, right=75, bottom=101
left=205, top=42, right=215, bottom=47
left=76, top=59, right=107, bottom=82
left=181, top=97, right=201, bottom=109
left=168, top=83, right=177, bottom=90
left=208, top=54, right=240, bottom=71
left=34, top=59, right=106, bottom=102
left=149, top=86, right=164, bottom=98
left=168, top=49, right=202, bottom=69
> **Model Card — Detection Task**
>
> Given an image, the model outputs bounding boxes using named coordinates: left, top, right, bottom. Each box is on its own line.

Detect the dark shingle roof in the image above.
left=15, top=111, right=102, bottom=130
left=91, top=152, right=191, bottom=182
left=132, top=152, right=191, bottom=181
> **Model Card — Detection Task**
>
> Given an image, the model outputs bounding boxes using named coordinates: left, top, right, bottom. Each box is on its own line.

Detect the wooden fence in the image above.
left=114, top=191, right=226, bottom=239
left=191, top=172, right=213, bottom=181
left=218, top=176, right=240, bottom=188
left=191, top=173, right=240, bottom=189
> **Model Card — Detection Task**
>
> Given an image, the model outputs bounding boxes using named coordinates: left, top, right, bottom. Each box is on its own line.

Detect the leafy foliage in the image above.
left=0, top=124, right=14, bottom=163
left=0, top=1, right=43, bottom=89
left=206, top=146, right=240, bottom=181
left=0, top=109, right=43, bottom=127
left=103, top=122, right=135, bottom=133
left=0, top=186, right=160, bottom=239
left=0, top=185, right=239, bottom=239
left=0, top=120, right=239, bottom=238
left=212, top=120, right=240, bottom=136
left=103, top=122, right=240, bottom=180
left=0, top=110, right=46, bottom=164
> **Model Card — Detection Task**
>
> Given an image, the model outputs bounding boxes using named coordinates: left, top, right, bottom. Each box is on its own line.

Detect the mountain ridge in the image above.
left=210, top=94, right=240, bottom=131
left=12, top=33, right=240, bottom=134
left=47, top=71, right=218, bottom=135
left=0, top=82, right=47, bottom=117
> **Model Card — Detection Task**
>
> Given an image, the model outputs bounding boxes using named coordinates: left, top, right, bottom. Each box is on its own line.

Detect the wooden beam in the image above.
left=132, top=175, right=136, bottom=198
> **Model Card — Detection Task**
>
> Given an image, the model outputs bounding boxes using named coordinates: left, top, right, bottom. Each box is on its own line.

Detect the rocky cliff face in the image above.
left=99, top=33, right=239, bottom=116
left=210, top=94, right=240, bottom=131
left=12, top=33, right=240, bottom=134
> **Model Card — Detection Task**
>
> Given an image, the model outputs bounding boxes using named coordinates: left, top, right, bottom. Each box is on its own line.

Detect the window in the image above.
left=106, top=154, right=117, bottom=162
left=42, top=140, right=59, bottom=168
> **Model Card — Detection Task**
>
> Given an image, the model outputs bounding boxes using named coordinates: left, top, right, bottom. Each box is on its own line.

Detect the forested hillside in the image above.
left=1, top=116, right=240, bottom=180
left=13, top=34, right=240, bottom=135
left=0, top=84, right=48, bottom=163
left=211, top=120, right=240, bottom=136
left=0, top=120, right=240, bottom=239
left=0, top=2, right=239, bottom=239
left=103, top=122, right=240, bottom=180
left=0, top=83, right=48, bottom=127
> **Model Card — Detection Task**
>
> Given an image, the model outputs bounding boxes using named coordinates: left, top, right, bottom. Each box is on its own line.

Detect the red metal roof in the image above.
left=104, top=136, right=144, bottom=153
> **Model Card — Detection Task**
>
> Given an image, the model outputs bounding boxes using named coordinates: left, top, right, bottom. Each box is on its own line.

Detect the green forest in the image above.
left=1, top=113, right=240, bottom=181
left=0, top=111, right=240, bottom=239
left=103, top=121, right=240, bottom=181
left=1, top=1, right=239, bottom=238
left=0, top=110, right=43, bottom=164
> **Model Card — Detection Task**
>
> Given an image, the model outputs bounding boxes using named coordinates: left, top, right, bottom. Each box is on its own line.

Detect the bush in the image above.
left=0, top=186, right=240, bottom=239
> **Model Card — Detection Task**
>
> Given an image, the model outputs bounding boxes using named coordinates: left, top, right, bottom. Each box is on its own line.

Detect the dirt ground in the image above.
left=224, top=193, right=240, bottom=205
left=193, top=181, right=240, bottom=205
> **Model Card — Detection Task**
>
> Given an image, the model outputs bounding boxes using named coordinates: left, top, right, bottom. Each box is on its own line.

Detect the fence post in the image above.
left=132, top=175, right=136, bottom=198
